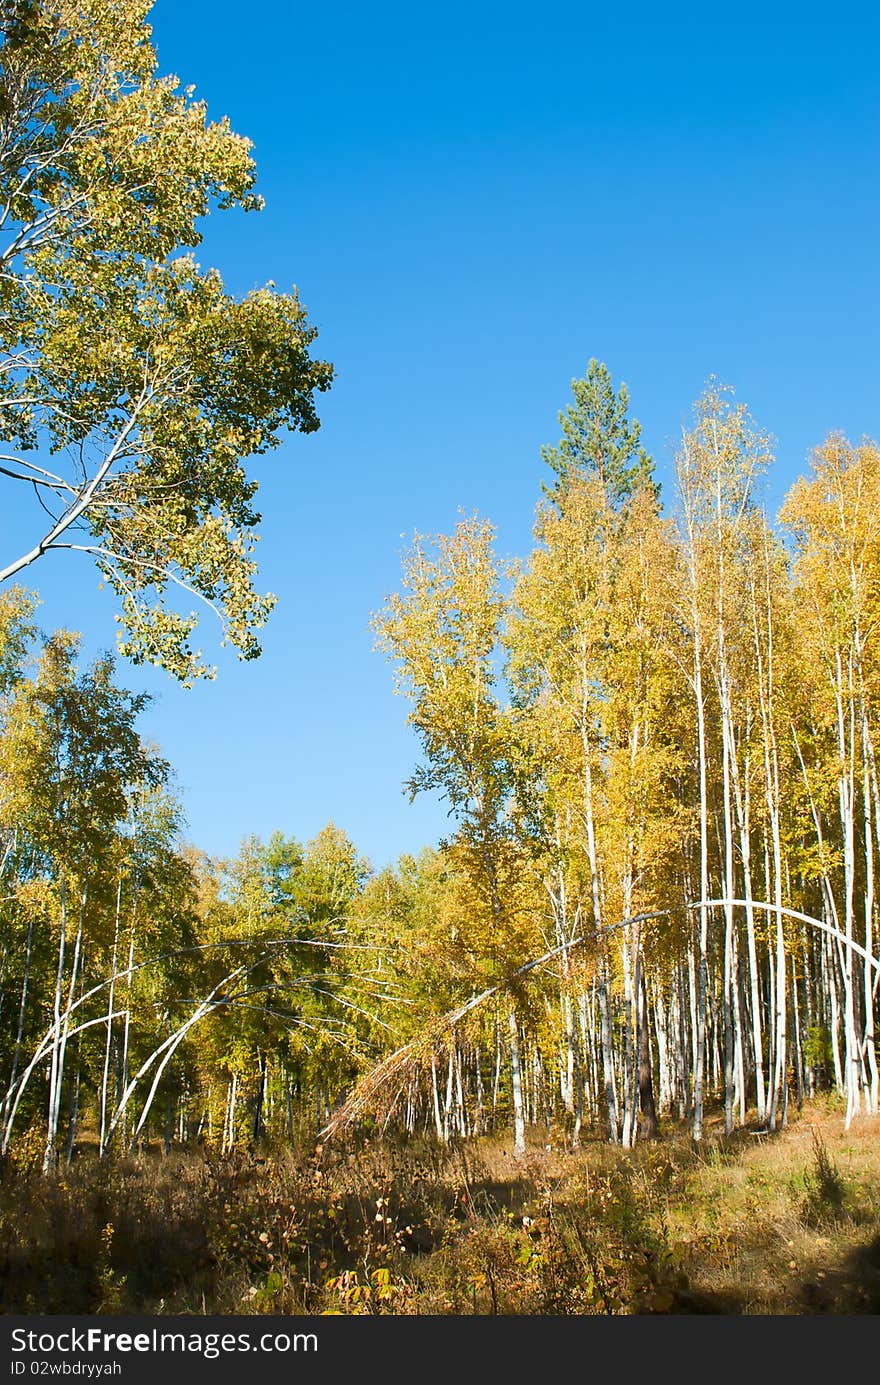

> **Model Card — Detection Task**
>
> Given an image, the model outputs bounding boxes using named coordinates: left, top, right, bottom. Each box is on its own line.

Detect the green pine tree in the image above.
left=542, top=359, right=656, bottom=508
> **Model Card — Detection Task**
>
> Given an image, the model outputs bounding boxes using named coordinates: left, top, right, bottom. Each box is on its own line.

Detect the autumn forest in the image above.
left=0, top=1, right=878, bottom=1319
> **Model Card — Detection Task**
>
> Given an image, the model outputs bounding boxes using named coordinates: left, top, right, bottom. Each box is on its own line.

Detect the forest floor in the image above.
left=0, top=1095, right=878, bottom=1314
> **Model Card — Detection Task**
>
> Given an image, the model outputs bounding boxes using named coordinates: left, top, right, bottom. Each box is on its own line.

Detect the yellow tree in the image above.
left=509, top=476, right=619, bottom=1140
left=673, top=383, right=773, bottom=1136
left=602, top=484, right=684, bottom=1143
left=781, top=436, right=880, bottom=1123
left=509, top=473, right=682, bottom=1144
left=0, top=1, right=332, bottom=681
left=374, top=517, right=539, bottom=1156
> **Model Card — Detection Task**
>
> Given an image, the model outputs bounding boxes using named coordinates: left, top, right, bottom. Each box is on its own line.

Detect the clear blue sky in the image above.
left=7, top=1, right=879, bottom=869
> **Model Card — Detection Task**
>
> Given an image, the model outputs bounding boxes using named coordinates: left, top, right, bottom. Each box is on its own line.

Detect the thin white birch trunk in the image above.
left=508, top=1009, right=526, bottom=1158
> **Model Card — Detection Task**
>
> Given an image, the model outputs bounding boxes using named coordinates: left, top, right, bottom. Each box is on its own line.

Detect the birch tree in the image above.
left=782, top=436, right=880, bottom=1123
left=375, top=517, right=538, bottom=1156
left=674, top=383, right=772, bottom=1135
left=0, top=0, right=332, bottom=681
left=0, top=629, right=160, bottom=1166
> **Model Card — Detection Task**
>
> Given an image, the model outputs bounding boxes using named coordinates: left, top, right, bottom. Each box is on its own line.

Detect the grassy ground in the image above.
left=0, top=1096, right=878, bottom=1314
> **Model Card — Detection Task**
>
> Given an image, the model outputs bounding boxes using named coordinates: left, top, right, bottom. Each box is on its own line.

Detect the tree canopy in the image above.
left=541, top=358, right=654, bottom=509
left=0, top=0, right=333, bottom=682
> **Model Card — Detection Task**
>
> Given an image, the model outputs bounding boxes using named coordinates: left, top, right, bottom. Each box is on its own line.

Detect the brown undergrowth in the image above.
left=0, top=1097, right=877, bottom=1315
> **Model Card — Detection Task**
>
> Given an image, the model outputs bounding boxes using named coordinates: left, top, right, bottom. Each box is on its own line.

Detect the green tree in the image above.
left=0, top=585, right=37, bottom=694
left=542, top=359, right=654, bottom=509
left=0, top=627, right=166, bottom=1167
left=0, top=0, right=333, bottom=682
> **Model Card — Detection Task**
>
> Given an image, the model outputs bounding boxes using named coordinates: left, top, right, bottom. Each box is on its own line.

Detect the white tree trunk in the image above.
left=508, top=1010, right=526, bottom=1158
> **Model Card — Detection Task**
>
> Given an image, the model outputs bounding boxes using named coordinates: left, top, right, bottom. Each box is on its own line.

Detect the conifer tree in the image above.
left=541, top=359, right=654, bottom=508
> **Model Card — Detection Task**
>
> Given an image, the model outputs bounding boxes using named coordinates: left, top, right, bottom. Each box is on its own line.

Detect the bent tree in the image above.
left=0, top=0, right=333, bottom=682
left=0, top=616, right=389, bottom=1166
left=0, top=627, right=161, bottom=1170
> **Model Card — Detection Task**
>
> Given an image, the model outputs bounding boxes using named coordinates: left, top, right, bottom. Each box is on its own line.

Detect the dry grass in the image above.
left=660, top=1099, right=880, bottom=1313
left=0, top=1098, right=878, bottom=1315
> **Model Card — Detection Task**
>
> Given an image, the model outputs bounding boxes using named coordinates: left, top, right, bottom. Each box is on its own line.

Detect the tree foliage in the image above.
left=1, top=359, right=879, bottom=1171
left=541, top=358, right=654, bottom=508
left=0, top=0, right=333, bottom=681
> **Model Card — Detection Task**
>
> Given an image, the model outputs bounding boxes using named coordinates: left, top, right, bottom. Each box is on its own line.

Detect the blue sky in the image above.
left=5, top=1, right=879, bottom=869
